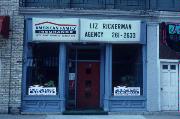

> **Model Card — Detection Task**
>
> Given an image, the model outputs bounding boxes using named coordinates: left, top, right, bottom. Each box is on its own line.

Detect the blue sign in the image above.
left=161, top=22, right=180, bottom=52
left=168, top=24, right=180, bottom=34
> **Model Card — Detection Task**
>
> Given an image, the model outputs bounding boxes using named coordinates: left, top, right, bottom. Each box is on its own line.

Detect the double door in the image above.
left=160, top=62, right=179, bottom=111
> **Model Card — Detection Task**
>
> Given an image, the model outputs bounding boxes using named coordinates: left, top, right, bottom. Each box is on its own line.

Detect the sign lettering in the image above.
left=32, top=18, right=142, bottom=43
left=28, top=86, right=56, bottom=95
left=80, top=19, right=141, bottom=42
left=114, top=86, right=140, bottom=96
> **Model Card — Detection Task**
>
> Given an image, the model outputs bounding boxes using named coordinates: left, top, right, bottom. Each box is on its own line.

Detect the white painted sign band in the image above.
left=32, top=18, right=142, bottom=43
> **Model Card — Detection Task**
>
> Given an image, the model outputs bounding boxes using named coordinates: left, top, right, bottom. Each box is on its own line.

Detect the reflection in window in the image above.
left=26, top=43, right=59, bottom=96
left=112, top=44, right=143, bottom=96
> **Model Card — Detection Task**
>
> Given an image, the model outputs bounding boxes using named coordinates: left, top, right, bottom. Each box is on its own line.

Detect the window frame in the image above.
left=111, top=44, right=143, bottom=96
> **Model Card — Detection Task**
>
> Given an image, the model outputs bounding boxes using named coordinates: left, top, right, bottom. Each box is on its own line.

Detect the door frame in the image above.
left=66, top=43, right=105, bottom=110
left=160, top=59, right=179, bottom=111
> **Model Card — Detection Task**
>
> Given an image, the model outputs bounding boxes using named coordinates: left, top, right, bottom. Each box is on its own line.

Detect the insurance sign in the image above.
left=32, top=18, right=79, bottom=42
left=114, top=86, right=140, bottom=96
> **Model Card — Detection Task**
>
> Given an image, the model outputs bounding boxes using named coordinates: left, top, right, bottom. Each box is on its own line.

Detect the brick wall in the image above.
left=0, top=0, right=24, bottom=113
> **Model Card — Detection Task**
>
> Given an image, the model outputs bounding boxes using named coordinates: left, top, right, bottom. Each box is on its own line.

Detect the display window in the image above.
left=26, top=43, right=59, bottom=96
left=112, top=44, right=143, bottom=96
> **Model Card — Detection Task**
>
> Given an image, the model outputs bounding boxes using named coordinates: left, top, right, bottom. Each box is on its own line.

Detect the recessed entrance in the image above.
left=67, top=45, right=101, bottom=110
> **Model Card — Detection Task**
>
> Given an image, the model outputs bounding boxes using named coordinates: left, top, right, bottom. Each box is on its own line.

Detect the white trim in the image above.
left=160, top=59, right=179, bottom=63
left=157, top=25, right=161, bottom=111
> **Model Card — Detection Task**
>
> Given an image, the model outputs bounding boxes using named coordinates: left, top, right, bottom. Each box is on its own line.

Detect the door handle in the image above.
left=161, top=88, right=163, bottom=91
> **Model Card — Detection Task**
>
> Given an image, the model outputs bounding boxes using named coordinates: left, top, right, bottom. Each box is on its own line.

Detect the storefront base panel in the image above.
left=109, top=100, right=146, bottom=112
left=22, top=101, right=62, bottom=113
left=0, top=105, right=8, bottom=114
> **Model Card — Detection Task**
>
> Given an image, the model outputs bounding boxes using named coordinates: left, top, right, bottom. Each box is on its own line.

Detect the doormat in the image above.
left=63, top=110, right=108, bottom=115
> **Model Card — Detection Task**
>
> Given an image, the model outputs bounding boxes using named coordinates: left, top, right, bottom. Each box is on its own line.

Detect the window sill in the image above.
left=109, top=96, right=146, bottom=101
left=23, top=95, right=61, bottom=100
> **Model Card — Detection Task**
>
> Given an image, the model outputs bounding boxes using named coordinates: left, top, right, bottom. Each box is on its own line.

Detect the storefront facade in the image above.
left=1, top=0, right=180, bottom=114
left=22, top=17, right=148, bottom=112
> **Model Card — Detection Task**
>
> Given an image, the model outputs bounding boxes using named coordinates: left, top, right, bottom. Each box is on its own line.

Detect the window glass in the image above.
left=78, top=49, right=100, bottom=60
left=67, top=48, right=76, bottom=109
left=26, top=43, right=59, bottom=96
left=170, top=65, right=176, bottom=70
left=112, top=44, right=143, bottom=96
left=162, top=65, right=168, bottom=70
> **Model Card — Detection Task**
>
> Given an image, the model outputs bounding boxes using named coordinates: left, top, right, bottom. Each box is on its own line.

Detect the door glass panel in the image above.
left=162, top=65, right=168, bottom=70
left=85, top=92, right=92, bottom=98
left=170, top=65, right=176, bottom=70
left=85, top=80, right=92, bottom=87
left=86, top=65, right=92, bottom=74
left=85, top=80, right=92, bottom=98
left=78, top=49, right=100, bottom=60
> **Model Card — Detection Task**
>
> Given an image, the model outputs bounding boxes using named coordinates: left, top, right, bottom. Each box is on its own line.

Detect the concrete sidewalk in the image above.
left=0, top=114, right=179, bottom=119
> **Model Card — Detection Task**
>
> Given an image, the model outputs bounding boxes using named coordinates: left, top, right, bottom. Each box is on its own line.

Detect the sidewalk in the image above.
left=0, top=114, right=179, bottom=119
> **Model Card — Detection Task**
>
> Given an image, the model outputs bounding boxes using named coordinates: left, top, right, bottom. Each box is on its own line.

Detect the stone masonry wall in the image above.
left=0, top=0, right=24, bottom=113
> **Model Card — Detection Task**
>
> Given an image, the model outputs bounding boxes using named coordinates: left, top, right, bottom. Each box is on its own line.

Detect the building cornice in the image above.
left=19, top=8, right=180, bottom=20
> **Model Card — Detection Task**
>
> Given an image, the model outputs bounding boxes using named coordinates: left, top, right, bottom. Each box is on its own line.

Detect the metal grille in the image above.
left=19, top=0, right=147, bottom=10
left=114, top=0, right=146, bottom=9
left=70, top=0, right=103, bottom=8
left=20, top=0, right=64, bottom=8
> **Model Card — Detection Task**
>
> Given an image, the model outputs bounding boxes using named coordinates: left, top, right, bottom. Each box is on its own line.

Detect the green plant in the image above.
left=44, top=80, right=55, bottom=87
left=121, top=75, right=135, bottom=87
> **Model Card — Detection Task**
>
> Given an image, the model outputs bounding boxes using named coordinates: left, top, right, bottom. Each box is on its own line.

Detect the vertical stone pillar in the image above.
left=104, top=44, right=112, bottom=111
